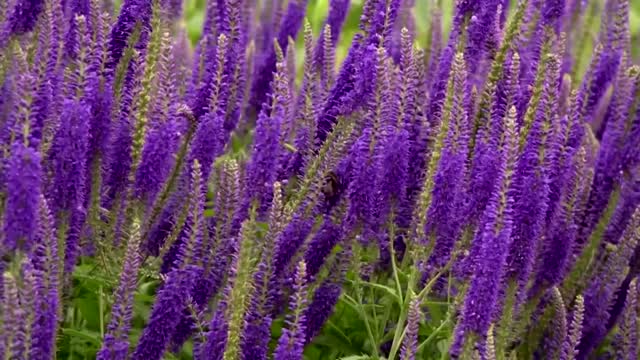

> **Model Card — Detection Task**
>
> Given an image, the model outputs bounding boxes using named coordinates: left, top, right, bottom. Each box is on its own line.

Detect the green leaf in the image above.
left=61, top=328, right=102, bottom=347
left=346, top=279, right=400, bottom=303
left=336, top=355, right=374, bottom=360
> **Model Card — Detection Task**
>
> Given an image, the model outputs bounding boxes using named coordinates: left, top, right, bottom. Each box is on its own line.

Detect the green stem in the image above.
left=355, top=278, right=380, bottom=359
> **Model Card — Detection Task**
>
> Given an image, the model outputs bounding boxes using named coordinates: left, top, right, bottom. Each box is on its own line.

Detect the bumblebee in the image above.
left=322, top=171, right=341, bottom=199
left=321, top=170, right=346, bottom=213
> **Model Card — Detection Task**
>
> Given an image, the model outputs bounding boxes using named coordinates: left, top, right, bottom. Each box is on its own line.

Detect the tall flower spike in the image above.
left=27, top=0, right=54, bottom=150
left=192, top=33, right=228, bottom=120
left=424, top=0, right=442, bottom=90
left=249, top=0, right=308, bottom=113
left=3, top=141, right=42, bottom=254
left=304, top=217, right=342, bottom=279
left=107, top=0, right=153, bottom=70
left=303, top=244, right=350, bottom=345
left=375, top=125, right=409, bottom=233
left=346, top=128, right=376, bottom=240
left=273, top=261, right=308, bottom=360
left=174, top=160, right=207, bottom=268
left=102, top=50, right=142, bottom=209
left=578, top=208, right=640, bottom=357
left=241, top=181, right=284, bottom=360
left=400, top=296, right=420, bottom=360
left=314, top=0, right=349, bottom=83
left=562, top=294, right=584, bottom=360
left=0, top=0, right=45, bottom=46
left=1, top=273, right=22, bottom=359
left=614, top=277, right=638, bottom=360
left=220, top=219, right=259, bottom=359
left=30, top=196, right=60, bottom=360
left=130, top=265, right=200, bottom=360
left=241, top=48, right=287, bottom=217
left=47, top=99, right=89, bottom=217
left=149, top=27, right=172, bottom=124
left=18, top=260, right=36, bottom=358
left=285, top=18, right=316, bottom=178
left=535, top=147, right=587, bottom=290
left=425, top=50, right=469, bottom=270
left=315, top=34, right=371, bottom=143
left=413, top=52, right=463, bottom=245
left=316, top=24, right=335, bottom=100
left=450, top=106, right=518, bottom=357
left=580, top=64, right=638, bottom=246
left=168, top=159, right=238, bottom=352
left=134, top=115, right=182, bottom=205
left=130, top=0, right=166, bottom=168
left=97, top=225, right=142, bottom=360
left=505, top=54, right=557, bottom=297
left=463, top=0, right=501, bottom=81
left=133, top=165, right=206, bottom=360
left=548, top=287, right=568, bottom=359
left=47, top=98, right=90, bottom=280
left=187, top=111, right=227, bottom=187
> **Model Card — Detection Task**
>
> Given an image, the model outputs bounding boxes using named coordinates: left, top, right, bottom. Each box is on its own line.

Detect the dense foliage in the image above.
left=1, top=0, right=640, bottom=359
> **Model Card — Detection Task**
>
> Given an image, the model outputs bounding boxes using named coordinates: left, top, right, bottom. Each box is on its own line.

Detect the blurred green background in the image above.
left=179, top=0, right=640, bottom=63
left=111, top=0, right=640, bottom=74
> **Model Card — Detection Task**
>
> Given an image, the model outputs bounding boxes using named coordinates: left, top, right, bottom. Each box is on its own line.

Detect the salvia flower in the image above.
left=29, top=196, right=60, bottom=360
left=613, top=277, right=638, bottom=360
left=451, top=106, right=518, bottom=356
left=562, top=294, right=585, bottom=360
left=273, top=261, right=308, bottom=360
left=400, top=296, right=421, bottom=360
left=97, top=227, right=142, bottom=360
left=1, top=1, right=640, bottom=359
left=578, top=208, right=640, bottom=356
left=3, top=141, right=42, bottom=254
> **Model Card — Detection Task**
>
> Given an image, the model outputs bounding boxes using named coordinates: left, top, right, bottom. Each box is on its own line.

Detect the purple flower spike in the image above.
left=242, top=103, right=283, bottom=217
left=425, top=51, right=469, bottom=270
left=30, top=197, right=60, bottom=360
left=97, top=230, right=142, bottom=360
left=578, top=208, right=640, bottom=357
left=400, top=297, right=420, bottom=360
left=250, top=0, right=308, bottom=113
left=313, top=0, right=350, bottom=75
left=1, top=273, right=23, bottom=359
left=1, top=0, right=45, bottom=44
left=107, top=0, right=152, bottom=70
left=135, top=116, right=182, bottom=204
left=304, top=218, right=342, bottom=279
left=47, top=99, right=89, bottom=216
left=273, top=261, right=308, bottom=360
left=614, top=277, right=638, bottom=360
left=451, top=106, right=518, bottom=356
left=303, top=280, right=342, bottom=344
left=3, top=141, right=42, bottom=254
left=131, top=266, right=199, bottom=360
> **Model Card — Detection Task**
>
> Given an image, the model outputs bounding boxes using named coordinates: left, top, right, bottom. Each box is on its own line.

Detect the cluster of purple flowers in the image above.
left=0, top=0, right=639, bottom=359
